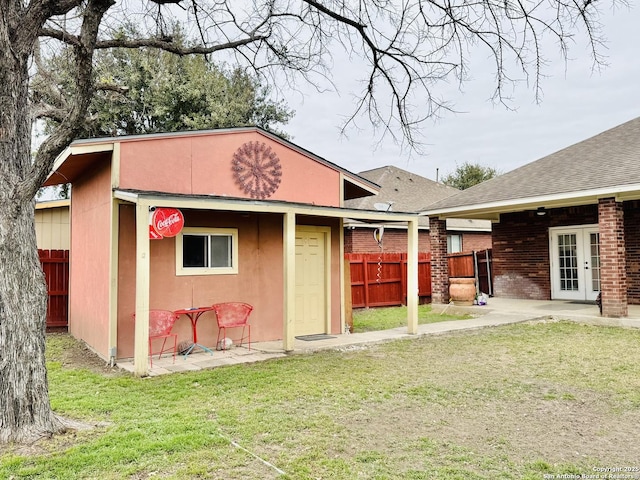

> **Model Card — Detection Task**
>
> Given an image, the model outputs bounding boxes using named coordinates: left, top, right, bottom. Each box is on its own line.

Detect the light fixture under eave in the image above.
left=536, top=207, right=547, bottom=216
left=374, top=201, right=394, bottom=212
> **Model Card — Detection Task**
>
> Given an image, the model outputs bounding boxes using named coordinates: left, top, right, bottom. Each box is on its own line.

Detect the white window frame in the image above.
left=447, top=234, right=463, bottom=254
left=175, top=227, right=238, bottom=276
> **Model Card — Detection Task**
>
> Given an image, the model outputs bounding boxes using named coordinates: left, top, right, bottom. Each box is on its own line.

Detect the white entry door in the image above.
left=549, top=226, right=600, bottom=301
left=294, top=227, right=330, bottom=336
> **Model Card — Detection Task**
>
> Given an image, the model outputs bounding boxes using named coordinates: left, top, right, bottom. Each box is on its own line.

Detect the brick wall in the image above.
left=492, top=205, right=598, bottom=299
left=492, top=211, right=551, bottom=299
left=461, top=232, right=492, bottom=252
left=344, top=228, right=492, bottom=254
left=344, top=228, right=431, bottom=253
left=625, top=201, right=640, bottom=305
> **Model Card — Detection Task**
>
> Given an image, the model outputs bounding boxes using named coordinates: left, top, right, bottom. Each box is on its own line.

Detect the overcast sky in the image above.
left=284, top=3, right=640, bottom=183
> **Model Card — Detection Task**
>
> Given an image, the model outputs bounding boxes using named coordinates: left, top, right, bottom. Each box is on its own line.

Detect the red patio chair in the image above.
left=211, top=302, right=253, bottom=351
left=134, top=310, right=179, bottom=367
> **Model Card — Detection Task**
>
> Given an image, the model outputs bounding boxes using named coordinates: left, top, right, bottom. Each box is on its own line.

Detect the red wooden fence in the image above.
left=39, top=249, right=69, bottom=329
left=447, top=249, right=494, bottom=295
left=347, top=249, right=493, bottom=308
left=447, top=252, right=475, bottom=278
left=346, top=252, right=432, bottom=308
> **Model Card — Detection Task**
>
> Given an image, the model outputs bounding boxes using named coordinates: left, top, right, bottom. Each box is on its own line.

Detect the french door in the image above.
left=549, top=226, right=600, bottom=301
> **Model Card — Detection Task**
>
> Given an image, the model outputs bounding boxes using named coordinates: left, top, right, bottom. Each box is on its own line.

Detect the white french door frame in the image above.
left=549, top=225, right=600, bottom=301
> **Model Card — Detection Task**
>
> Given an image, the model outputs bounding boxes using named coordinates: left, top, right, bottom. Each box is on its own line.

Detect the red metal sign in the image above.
left=151, top=208, right=184, bottom=238
left=149, top=224, right=163, bottom=240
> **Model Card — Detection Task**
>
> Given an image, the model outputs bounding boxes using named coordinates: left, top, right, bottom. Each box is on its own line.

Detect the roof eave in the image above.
left=114, top=189, right=419, bottom=223
left=35, top=198, right=71, bottom=209
left=45, top=143, right=115, bottom=186
left=421, top=184, right=640, bottom=220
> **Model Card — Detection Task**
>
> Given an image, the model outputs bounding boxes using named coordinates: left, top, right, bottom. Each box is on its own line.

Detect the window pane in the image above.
left=183, top=235, right=208, bottom=267
left=590, top=232, right=601, bottom=292
left=210, top=235, right=232, bottom=267
left=447, top=234, right=462, bottom=254
left=557, top=233, right=578, bottom=291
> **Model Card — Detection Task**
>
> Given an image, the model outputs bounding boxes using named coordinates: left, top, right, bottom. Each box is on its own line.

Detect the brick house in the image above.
left=344, top=166, right=492, bottom=254
left=423, top=116, right=640, bottom=317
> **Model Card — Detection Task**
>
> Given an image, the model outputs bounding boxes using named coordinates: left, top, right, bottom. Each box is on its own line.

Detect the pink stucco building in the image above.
left=46, top=128, right=421, bottom=375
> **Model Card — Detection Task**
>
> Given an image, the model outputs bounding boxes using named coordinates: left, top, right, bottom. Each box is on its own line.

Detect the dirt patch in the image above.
left=329, top=325, right=640, bottom=471
left=2, top=416, right=110, bottom=458
left=338, top=381, right=639, bottom=470
left=420, top=391, right=640, bottom=464
left=47, top=332, right=122, bottom=377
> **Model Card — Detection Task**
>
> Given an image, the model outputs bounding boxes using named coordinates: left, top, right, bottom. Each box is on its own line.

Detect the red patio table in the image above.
left=173, top=307, right=216, bottom=357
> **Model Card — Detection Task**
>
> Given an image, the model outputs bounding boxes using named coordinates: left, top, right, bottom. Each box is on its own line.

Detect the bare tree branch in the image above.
left=95, top=34, right=268, bottom=54
left=22, top=0, right=116, bottom=201
left=28, top=0, right=615, bottom=156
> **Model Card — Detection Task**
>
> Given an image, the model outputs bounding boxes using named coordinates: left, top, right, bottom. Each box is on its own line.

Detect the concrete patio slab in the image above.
left=117, top=298, right=640, bottom=376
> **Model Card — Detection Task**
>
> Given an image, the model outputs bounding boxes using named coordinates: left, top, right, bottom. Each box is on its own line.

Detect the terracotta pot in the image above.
left=449, top=277, right=476, bottom=306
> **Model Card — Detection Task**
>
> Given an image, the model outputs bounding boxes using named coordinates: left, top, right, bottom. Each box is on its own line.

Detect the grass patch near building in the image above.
left=2, top=321, right=639, bottom=479
left=351, top=304, right=473, bottom=332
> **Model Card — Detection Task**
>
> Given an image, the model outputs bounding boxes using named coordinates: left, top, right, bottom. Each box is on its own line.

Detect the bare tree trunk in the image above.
left=0, top=28, right=64, bottom=443
left=0, top=204, right=65, bottom=443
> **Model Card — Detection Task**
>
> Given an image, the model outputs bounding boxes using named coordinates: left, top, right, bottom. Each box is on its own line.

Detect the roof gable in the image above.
left=345, top=165, right=458, bottom=212
left=45, top=127, right=378, bottom=206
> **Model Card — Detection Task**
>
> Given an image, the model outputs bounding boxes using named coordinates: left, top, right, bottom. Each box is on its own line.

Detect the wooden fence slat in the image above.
left=363, top=255, right=370, bottom=307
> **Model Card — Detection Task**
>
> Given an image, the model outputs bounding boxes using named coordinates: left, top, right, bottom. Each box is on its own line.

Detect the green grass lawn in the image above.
left=2, top=321, right=640, bottom=479
left=351, top=304, right=473, bottom=332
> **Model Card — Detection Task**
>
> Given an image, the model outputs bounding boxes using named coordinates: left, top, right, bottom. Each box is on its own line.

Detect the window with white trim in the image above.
left=176, top=227, right=238, bottom=275
left=447, top=234, right=462, bottom=254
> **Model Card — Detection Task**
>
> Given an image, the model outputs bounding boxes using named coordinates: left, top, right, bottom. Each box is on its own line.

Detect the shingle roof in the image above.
left=345, top=165, right=458, bottom=212
left=424, top=116, right=640, bottom=212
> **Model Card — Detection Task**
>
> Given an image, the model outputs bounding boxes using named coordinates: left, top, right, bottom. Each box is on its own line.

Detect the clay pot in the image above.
left=449, top=277, right=476, bottom=306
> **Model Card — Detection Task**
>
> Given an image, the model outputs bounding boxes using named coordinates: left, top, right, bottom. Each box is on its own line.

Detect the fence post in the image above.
left=486, top=249, right=493, bottom=296
left=401, top=253, right=407, bottom=305
left=363, top=256, right=370, bottom=308
left=473, top=251, right=480, bottom=296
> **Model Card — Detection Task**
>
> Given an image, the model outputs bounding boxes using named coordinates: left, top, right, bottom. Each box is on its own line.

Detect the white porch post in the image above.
left=108, top=144, right=121, bottom=366
left=407, top=219, right=419, bottom=334
left=108, top=197, right=120, bottom=366
left=134, top=202, right=151, bottom=376
left=283, top=211, right=296, bottom=351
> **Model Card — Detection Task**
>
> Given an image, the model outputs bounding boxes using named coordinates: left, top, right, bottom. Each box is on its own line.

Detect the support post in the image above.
left=407, top=219, right=419, bottom=334
left=133, top=202, right=151, bottom=376
left=598, top=198, right=627, bottom=317
left=283, top=211, right=296, bottom=351
left=108, top=198, right=120, bottom=367
left=429, top=217, right=449, bottom=304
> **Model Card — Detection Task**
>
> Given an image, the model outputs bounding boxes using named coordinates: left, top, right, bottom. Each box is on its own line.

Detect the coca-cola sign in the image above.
left=151, top=208, right=184, bottom=238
